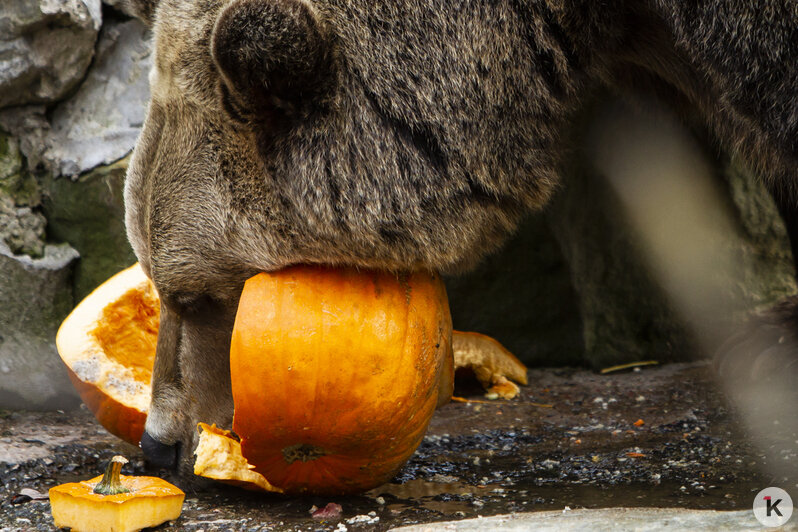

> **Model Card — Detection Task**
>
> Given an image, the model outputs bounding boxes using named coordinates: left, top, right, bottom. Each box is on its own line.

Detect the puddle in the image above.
left=369, top=478, right=488, bottom=499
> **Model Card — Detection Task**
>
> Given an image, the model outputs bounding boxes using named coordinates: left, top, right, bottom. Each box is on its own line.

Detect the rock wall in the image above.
left=0, top=3, right=148, bottom=409
left=0, top=3, right=793, bottom=410
left=0, top=0, right=102, bottom=108
left=448, top=101, right=795, bottom=370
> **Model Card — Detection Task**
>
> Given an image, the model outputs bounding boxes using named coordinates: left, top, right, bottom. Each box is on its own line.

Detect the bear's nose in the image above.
left=140, top=430, right=179, bottom=469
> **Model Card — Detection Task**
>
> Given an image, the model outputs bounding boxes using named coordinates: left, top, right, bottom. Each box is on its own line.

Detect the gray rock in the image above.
left=547, top=101, right=794, bottom=368
left=0, top=241, right=80, bottom=410
left=0, top=133, right=45, bottom=257
left=391, top=508, right=797, bottom=531
left=0, top=133, right=40, bottom=208
left=546, top=150, right=694, bottom=369
left=0, top=134, right=22, bottom=181
left=0, top=105, right=50, bottom=172
left=42, top=157, right=137, bottom=300
left=0, top=195, right=46, bottom=257
left=43, top=18, right=152, bottom=177
left=723, top=156, right=797, bottom=308
left=0, top=0, right=102, bottom=108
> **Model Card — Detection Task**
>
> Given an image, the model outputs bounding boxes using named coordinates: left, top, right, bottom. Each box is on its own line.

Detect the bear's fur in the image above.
left=122, top=0, right=798, bottom=472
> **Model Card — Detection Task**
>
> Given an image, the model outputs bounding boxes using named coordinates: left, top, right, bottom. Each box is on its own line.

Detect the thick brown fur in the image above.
left=123, top=0, right=798, bottom=473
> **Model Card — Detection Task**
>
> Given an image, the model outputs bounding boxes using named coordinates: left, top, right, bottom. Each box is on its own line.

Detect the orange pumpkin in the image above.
left=230, top=265, right=453, bottom=494
left=49, top=455, right=184, bottom=532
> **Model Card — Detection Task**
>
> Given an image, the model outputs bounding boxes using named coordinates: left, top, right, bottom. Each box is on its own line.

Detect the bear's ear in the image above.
left=121, top=0, right=160, bottom=25
left=211, top=0, right=336, bottom=126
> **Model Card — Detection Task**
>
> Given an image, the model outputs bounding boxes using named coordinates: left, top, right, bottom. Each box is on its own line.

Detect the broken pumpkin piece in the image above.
left=486, top=375, right=521, bottom=400
left=452, top=331, right=528, bottom=398
left=55, top=263, right=156, bottom=446
left=49, top=455, right=184, bottom=532
left=194, top=423, right=282, bottom=492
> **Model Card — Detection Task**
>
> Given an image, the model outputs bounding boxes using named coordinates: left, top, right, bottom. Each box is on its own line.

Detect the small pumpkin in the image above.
left=49, top=456, right=184, bottom=532
left=230, top=265, right=453, bottom=494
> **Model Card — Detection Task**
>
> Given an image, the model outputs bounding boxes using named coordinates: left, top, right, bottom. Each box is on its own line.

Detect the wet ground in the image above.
left=0, top=362, right=790, bottom=530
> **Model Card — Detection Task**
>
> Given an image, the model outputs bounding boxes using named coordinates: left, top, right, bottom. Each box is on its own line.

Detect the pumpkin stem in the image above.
left=93, top=455, right=131, bottom=495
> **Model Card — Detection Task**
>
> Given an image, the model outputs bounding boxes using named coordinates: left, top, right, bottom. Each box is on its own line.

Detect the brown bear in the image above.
left=121, top=0, right=798, bottom=473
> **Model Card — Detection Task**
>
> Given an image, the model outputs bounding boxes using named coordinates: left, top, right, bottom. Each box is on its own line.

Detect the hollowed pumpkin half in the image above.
left=55, top=263, right=156, bottom=446
left=230, top=265, right=453, bottom=495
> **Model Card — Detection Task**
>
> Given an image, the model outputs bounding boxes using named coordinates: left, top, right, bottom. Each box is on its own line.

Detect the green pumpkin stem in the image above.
left=93, top=455, right=131, bottom=495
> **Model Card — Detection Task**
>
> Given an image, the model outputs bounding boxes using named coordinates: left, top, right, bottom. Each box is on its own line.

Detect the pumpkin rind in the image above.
left=231, top=265, right=453, bottom=495
left=64, top=366, right=147, bottom=447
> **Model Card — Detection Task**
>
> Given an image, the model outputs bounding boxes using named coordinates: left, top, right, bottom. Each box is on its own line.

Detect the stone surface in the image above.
left=42, top=157, right=137, bottom=300
left=0, top=0, right=101, bottom=108
left=0, top=242, right=80, bottom=410
left=542, top=101, right=795, bottom=368
left=0, top=106, right=50, bottom=172
left=42, top=18, right=152, bottom=177
left=0, top=133, right=45, bottom=257
left=0, top=134, right=40, bottom=207
left=0, top=195, right=46, bottom=257
left=722, top=156, right=797, bottom=308
left=0, top=135, right=22, bottom=184
left=393, top=509, right=798, bottom=531
left=546, top=156, right=693, bottom=370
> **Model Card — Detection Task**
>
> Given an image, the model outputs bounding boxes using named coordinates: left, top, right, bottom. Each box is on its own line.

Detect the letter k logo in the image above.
left=754, top=487, right=792, bottom=526
left=765, top=495, right=783, bottom=517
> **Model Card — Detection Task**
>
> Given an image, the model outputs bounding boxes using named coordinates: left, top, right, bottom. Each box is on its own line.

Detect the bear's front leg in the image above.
left=141, top=295, right=238, bottom=476
left=139, top=302, right=182, bottom=469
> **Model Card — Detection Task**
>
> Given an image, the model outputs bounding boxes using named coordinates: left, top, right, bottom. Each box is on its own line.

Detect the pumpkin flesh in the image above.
left=194, top=423, right=281, bottom=492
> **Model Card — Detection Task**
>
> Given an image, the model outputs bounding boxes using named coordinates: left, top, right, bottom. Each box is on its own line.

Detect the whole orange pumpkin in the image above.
left=230, top=265, right=453, bottom=495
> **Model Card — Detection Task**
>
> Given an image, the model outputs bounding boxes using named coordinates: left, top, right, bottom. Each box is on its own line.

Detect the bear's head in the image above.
left=125, top=0, right=565, bottom=301
left=122, top=0, right=572, bottom=470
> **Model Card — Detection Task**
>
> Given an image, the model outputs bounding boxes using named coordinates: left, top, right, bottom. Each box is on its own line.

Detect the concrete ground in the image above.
left=1, top=362, right=795, bottom=530
left=394, top=509, right=798, bottom=531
